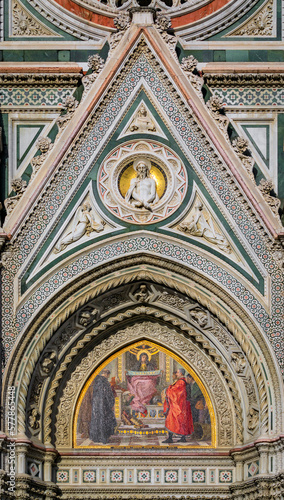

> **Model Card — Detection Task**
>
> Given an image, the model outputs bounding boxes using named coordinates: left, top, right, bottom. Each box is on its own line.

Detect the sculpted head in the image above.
left=82, top=202, right=92, bottom=212
left=195, top=200, right=203, bottom=211
left=135, top=161, right=150, bottom=179
left=139, top=105, right=147, bottom=117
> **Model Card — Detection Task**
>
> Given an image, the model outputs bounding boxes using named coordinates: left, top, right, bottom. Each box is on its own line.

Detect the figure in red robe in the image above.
left=163, top=368, right=194, bottom=443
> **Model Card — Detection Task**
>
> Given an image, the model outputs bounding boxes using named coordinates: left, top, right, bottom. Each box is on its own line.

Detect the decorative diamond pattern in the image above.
left=0, top=88, right=74, bottom=107
left=211, top=88, right=284, bottom=107
left=83, top=470, right=96, bottom=483
left=110, top=470, right=124, bottom=483
left=219, top=470, right=233, bottom=483
left=137, top=470, right=151, bottom=483
left=56, top=470, right=69, bottom=483
left=192, top=470, right=206, bottom=483
left=248, top=461, right=259, bottom=477
left=165, top=470, right=178, bottom=483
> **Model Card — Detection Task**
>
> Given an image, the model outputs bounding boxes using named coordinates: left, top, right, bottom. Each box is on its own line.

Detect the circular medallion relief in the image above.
left=98, top=141, right=187, bottom=224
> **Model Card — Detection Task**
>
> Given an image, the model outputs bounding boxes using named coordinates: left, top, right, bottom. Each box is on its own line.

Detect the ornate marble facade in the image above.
left=0, top=1, right=284, bottom=499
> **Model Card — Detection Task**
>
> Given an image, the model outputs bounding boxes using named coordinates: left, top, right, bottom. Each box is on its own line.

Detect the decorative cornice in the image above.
left=0, top=72, right=82, bottom=86
left=204, top=73, right=284, bottom=88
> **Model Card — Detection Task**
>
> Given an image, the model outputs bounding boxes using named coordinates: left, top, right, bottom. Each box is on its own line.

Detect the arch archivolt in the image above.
left=6, top=257, right=281, bottom=447
left=53, top=320, right=235, bottom=448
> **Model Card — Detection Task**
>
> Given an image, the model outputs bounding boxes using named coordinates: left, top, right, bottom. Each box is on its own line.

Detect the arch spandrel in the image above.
left=73, top=339, right=216, bottom=449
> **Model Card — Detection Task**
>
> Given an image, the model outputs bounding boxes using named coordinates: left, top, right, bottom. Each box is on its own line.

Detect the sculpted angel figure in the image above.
left=129, top=105, right=156, bottom=133
left=178, top=201, right=231, bottom=254
left=54, top=202, right=105, bottom=253
left=125, top=160, right=159, bottom=211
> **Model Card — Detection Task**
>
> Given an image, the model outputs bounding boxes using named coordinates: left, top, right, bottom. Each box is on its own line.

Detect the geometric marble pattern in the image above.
left=192, top=470, right=206, bottom=483
left=219, top=470, right=233, bottom=483
left=247, top=461, right=259, bottom=477
left=210, top=87, right=284, bottom=107
left=0, top=87, right=75, bottom=107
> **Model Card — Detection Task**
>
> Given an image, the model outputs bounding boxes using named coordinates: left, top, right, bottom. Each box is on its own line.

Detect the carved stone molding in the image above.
left=0, top=73, right=81, bottom=87
left=27, top=283, right=258, bottom=441
left=41, top=305, right=248, bottom=446
left=54, top=321, right=236, bottom=447
left=204, top=73, right=284, bottom=88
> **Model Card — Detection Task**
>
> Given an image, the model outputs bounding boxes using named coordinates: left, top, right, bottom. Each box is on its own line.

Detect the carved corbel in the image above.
left=4, top=178, right=27, bottom=215
left=155, top=14, right=178, bottom=61
left=55, top=95, right=78, bottom=135
left=206, top=95, right=230, bottom=141
left=181, top=55, right=204, bottom=98
left=232, top=137, right=255, bottom=182
left=258, top=178, right=281, bottom=218
left=30, top=137, right=53, bottom=180
left=81, top=54, right=105, bottom=100
left=108, top=13, right=130, bottom=57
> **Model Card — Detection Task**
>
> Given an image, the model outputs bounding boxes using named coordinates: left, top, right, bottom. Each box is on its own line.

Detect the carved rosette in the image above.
left=98, top=140, right=187, bottom=224
left=12, top=0, right=56, bottom=37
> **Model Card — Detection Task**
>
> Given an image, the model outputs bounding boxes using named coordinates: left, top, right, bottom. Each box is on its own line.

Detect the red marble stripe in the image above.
left=171, top=0, right=232, bottom=28
left=53, top=0, right=115, bottom=28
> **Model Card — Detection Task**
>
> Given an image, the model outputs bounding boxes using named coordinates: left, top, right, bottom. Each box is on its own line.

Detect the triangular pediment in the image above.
left=4, top=26, right=276, bottom=300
